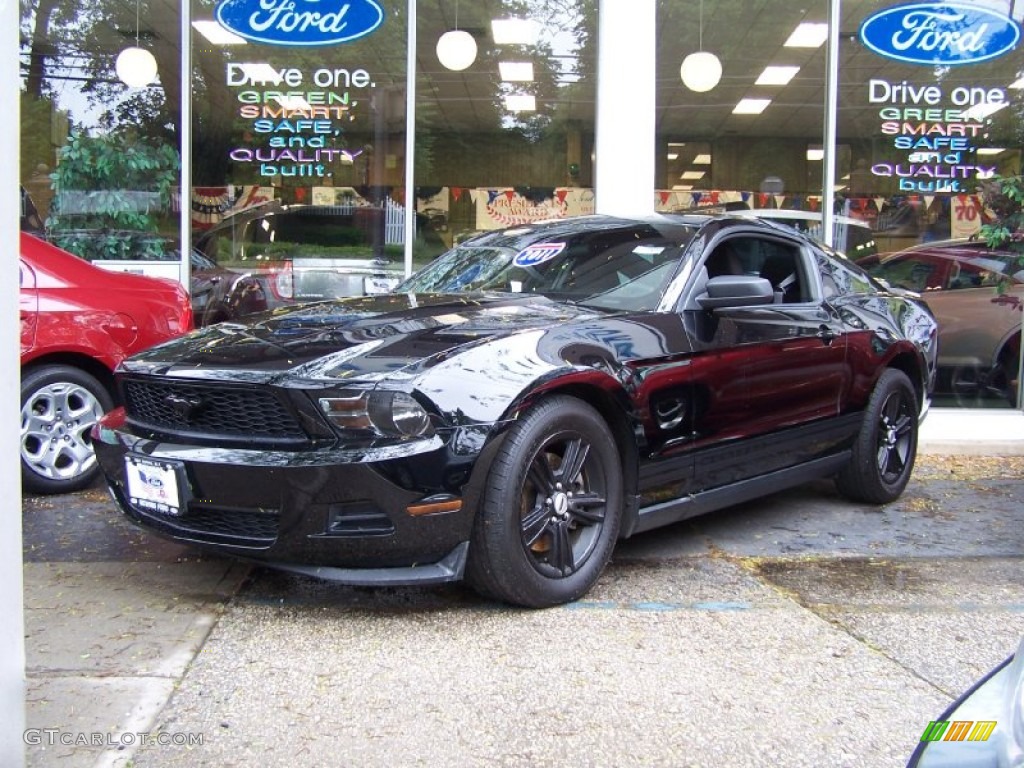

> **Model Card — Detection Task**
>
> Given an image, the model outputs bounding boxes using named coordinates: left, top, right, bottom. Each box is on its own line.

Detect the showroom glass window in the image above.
left=842, top=1, right=1022, bottom=410
left=19, top=0, right=184, bottom=279
left=415, top=1, right=597, bottom=257
left=654, top=1, right=829, bottom=221
left=188, top=0, right=410, bottom=291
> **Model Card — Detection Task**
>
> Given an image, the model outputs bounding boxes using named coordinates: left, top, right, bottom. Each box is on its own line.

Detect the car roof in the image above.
left=457, top=212, right=807, bottom=249
left=738, top=208, right=871, bottom=229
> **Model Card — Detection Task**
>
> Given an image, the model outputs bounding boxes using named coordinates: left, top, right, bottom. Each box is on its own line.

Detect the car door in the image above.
left=676, top=232, right=850, bottom=489
left=20, top=259, right=38, bottom=355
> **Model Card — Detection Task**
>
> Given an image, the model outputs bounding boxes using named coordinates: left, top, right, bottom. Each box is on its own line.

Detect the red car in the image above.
left=20, top=232, right=193, bottom=494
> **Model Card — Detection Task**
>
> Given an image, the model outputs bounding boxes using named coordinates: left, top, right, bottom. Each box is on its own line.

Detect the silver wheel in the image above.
left=21, top=366, right=113, bottom=494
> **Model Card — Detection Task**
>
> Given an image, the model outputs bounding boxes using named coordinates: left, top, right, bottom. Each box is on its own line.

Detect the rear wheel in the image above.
left=466, top=396, right=622, bottom=608
left=836, top=369, right=918, bottom=504
left=950, top=362, right=1011, bottom=408
left=21, top=365, right=113, bottom=495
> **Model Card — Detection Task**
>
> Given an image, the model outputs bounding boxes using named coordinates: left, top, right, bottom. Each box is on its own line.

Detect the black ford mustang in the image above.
left=92, top=213, right=938, bottom=607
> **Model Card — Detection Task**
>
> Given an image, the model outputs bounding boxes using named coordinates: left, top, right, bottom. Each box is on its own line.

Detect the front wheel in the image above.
left=21, top=365, right=114, bottom=495
left=836, top=368, right=918, bottom=504
left=466, top=395, right=623, bottom=608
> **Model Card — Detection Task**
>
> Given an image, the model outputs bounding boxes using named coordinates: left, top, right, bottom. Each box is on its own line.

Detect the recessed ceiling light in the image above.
left=756, top=66, right=800, bottom=86
left=681, top=170, right=706, bottom=180
left=499, top=62, right=534, bottom=82
left=491, top=18, right=539, bottom=45
left=667, top=153, right=679, bottom=160
left=784, top=22, right=829, bottom=48
left=1009, top=77, right=1024, bottom=89
left=977, top=147, right=1006, bottom=155
left=504, top=94, right=536, bottom=112
left=693, top=154, right=712, bottom=165
left=672, top=185, right=694, bottom=191
left=733, top=98, right=771, bottom=114
left=192, top=20, right=246, bottom=45
left=806, top=148, right=824, bottom=161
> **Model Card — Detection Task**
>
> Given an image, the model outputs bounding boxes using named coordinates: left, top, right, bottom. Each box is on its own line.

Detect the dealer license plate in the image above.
left=125, top=455, right=185, bottom=516
left=364, top=276, right=400, bottom=295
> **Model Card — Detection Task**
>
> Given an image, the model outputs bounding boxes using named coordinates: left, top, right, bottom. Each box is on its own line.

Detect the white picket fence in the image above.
left=384, top=196, right=405, bottom=245
left=308, top=197, right=406, bottom=245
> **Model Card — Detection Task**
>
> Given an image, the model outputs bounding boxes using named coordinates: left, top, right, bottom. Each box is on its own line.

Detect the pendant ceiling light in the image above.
left=116, top=0, right=157, bottom=87
left=680, top=0, right=721, bottom=92
left=436, top=1, right=477, bottom=71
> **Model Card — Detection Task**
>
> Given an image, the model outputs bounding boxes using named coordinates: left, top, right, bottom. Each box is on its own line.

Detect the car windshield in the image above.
left=396, top=234, right=691, bottom=311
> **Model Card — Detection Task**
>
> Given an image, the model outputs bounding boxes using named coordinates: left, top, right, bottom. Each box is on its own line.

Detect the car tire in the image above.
left=949, top=361, right=1012, bottom=408
left=466, top=395, right=622, bottom=608
left=21, top=365, right=113, bottom=495
left=835, top=368, right=918, bottom=504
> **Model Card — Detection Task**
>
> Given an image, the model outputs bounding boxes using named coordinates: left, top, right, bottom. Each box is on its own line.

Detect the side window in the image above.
left=756, top=241, right=808, bottom=303
left=949, top=256, right=1005, bottom=290
left=894, top=258, right=933, bottom=291
left=703, top=236, right=809, bottom=304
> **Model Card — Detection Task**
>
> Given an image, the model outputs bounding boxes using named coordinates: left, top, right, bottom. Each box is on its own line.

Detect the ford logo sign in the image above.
left=859, top=2, right=1020, bottom=65
left=215, top=0, right=384, bottom=47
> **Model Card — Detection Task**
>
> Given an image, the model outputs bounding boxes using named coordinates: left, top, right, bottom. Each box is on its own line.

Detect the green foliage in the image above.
left=978, top=176, right=1024, bottom=293
left=47, top=133, right=181, bottom=248
left=979, top=176, right=1024, bottom=245
left=46, top=132, right=181, bottom=261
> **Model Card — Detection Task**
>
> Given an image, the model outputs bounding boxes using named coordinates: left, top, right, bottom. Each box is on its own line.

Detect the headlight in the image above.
left=319, top=391, right=432, bottom=438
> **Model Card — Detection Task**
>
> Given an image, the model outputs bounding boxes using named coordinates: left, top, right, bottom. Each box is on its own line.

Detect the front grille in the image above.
left=123, top=378, right=307, bottom=442
left=116, top=482, right=279, bottom=548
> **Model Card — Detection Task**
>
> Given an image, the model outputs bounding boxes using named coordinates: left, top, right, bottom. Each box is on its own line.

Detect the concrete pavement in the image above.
left=18, top=407, right=1024, bottom=767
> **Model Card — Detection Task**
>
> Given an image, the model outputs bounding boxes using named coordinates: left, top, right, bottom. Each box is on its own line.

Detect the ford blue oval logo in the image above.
left=215, top=0, right=384, bottom=47
left=859, top=2, right=1020, bottom=65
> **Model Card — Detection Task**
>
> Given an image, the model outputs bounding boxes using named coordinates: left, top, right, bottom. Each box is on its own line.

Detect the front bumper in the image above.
left=93, top=412, right=487, bottom=585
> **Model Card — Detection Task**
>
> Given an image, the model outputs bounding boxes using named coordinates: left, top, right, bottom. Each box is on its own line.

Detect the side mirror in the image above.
left=697, top=275, right=775, bottom=310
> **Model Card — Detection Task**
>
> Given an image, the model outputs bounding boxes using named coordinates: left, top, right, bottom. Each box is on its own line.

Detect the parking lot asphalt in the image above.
left=19, top=409, right=1024, bottom=767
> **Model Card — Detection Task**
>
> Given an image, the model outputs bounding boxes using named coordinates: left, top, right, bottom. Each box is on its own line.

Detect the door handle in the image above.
left=816, top=325, right=837, bottom=344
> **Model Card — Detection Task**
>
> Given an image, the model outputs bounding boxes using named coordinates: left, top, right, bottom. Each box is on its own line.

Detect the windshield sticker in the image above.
left=634, top=245, right=667, bottom=263
left=513, top=242, right=566, bottom=267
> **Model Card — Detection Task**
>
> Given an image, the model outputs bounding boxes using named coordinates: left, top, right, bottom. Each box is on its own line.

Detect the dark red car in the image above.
left=20, top=232, right=193, bottom=494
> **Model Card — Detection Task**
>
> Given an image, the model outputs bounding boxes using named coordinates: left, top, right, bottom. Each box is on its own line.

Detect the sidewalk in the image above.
left=919, top=406, right=1024, bottom=455
left=19, top=406, right=1024, bottom=767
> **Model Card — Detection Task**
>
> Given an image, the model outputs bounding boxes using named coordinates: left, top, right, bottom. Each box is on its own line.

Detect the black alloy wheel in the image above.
left=949, top=362, right=1012, bottom=408
left=467, top=395, right=622, bottom=608
left=836, top=368, right=918, bottom=504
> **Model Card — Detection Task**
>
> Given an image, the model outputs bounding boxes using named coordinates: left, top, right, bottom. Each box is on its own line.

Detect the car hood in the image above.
left=122, top=292, right=602, bottom=383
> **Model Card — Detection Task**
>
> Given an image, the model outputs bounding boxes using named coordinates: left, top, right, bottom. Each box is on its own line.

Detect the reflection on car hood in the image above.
left=123, top=292, right=600, bottom=381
